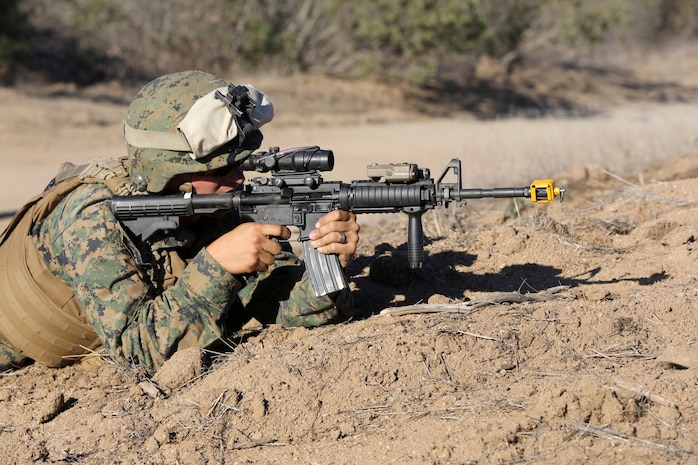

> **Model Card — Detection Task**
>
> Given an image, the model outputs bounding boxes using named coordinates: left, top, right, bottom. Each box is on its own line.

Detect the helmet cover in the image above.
left=125, top=70, right=273, bottom=192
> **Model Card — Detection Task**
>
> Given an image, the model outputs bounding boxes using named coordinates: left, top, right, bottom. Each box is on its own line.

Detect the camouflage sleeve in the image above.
left=37, top=184, right=242, bottom=371
left=237, top=251, right=354, bottom=328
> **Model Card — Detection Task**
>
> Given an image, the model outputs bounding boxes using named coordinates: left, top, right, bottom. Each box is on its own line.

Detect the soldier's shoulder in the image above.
left=44, top=182, right=115, bottom=234
left=62, top=182, right=113, bottom=213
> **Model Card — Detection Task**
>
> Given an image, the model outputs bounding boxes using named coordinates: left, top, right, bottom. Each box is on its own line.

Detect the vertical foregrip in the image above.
left=302, top=241, right=348, bottom=297
left=406, top=210, right=425, bottom=268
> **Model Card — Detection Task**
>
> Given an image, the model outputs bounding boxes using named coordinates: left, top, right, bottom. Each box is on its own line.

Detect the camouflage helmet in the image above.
left=124, top=70, right=274, bottom=192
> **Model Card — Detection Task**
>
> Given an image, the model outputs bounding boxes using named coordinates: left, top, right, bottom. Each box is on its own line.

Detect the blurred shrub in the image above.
left=5, top=0, right=698, bottom=86
left=0, top=0, right=29, bottom=83
left=526, top=0, right=698, bottom=62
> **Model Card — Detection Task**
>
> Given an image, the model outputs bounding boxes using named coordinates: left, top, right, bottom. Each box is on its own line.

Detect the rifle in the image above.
left=112, top=146, right=565, bottom=297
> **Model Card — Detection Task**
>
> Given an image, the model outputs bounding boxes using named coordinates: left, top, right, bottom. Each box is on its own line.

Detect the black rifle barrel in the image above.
left=456, top=187, right=529, bottom=199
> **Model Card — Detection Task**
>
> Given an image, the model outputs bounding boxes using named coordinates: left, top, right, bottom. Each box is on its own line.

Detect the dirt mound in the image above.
left=1, top=153, right=698, bottom=464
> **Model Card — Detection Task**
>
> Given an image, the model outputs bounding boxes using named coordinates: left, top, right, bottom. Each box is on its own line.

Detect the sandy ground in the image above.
left=1, top=63, right=698, bottom=464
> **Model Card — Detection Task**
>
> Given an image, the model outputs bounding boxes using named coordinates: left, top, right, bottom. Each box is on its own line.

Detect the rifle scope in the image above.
left=240, top=146, right=334, bottom=173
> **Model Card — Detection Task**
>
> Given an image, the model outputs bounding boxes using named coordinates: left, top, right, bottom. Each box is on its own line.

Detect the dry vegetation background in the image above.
left=2, top=1, right=698, bottom=464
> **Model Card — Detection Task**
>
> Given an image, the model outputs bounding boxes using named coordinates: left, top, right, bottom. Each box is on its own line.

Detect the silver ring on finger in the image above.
left=339, top=231, right=347, bottom=244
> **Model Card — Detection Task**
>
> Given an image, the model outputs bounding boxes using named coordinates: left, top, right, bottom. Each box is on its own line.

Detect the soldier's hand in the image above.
left=206, top=223, right=291, bottom=274
left=309, top=210, right=360, bottom=268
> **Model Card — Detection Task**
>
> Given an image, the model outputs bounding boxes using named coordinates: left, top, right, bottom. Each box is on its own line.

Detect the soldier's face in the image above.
left=190, top=164, right=245, bottom=194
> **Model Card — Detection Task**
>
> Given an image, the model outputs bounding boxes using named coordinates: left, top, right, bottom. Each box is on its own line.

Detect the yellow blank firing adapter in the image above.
left=529, top=179, right=565, bottom=204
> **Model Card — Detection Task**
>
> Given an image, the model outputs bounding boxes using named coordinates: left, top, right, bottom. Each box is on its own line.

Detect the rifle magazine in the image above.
left=301, top=241, right=348, bottom=297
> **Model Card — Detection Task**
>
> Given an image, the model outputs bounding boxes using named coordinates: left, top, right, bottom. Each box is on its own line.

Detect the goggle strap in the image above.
left=123, top=121, right=191, bottom=152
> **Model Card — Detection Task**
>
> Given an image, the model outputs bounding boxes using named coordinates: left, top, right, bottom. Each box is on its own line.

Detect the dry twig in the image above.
left=568, top=420, right=693, bottom=456
left=379, top=285, right=574, bottom=317
left=230, top=438, right=279, bottom=450
left=605, top=377, right=678, bottom=409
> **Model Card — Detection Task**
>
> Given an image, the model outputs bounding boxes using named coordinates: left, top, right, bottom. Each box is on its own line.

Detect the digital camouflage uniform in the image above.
left=0, top=163, right=352, bottom=373
left=0, top=71, right=353, bottom=372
